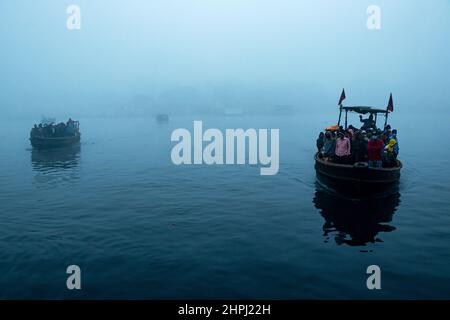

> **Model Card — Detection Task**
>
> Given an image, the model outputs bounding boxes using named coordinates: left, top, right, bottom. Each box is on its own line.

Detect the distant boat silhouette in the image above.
left=156, top=114, right=169, bottom=122
left=30, top=120, right=81, bottom=149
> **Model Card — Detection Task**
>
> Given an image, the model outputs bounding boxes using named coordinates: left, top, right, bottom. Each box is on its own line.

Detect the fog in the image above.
left=1, top=0, right=449, bottom=120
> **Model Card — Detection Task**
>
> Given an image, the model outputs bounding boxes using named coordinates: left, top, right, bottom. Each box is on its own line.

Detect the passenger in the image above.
left=384, top=138, right=397, bottom=166
left=55, top=122, right=66, bottom=137
left=383, top=124, right=392, bottom=140
left=66, top=118, right=78, bottom=136
left=347, top=125, right=355, bottom=138
left=359, top=114, right=376, bottom=130
left=390, top=129, right=399, bottom=158
left=322, top=131, right=336, bottom=160
left=344, top=130, right=352, bottom=142
left=351, top=131, right=367, bottom=163
left=335, top=132, right=351, bottom=164
left=316, top=132, right=325, bottom=153
left=367, top=134, right=384, bottom=168
left=37, top=124, right=43, bottom=136
left=379, top=132, right=387, bottom=145
left=30, top=125, right=39, bottom=138
left=43, top=124, right=55, bottom=137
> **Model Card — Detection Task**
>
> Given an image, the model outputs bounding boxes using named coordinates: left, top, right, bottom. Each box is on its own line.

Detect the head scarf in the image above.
left=386, top=138, right=397, bottom=152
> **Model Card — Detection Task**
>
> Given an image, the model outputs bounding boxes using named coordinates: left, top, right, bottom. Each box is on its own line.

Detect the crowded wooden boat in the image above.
left=315, top=90, right=401, bottom=197
left=30, top=118, right=81, bottom=149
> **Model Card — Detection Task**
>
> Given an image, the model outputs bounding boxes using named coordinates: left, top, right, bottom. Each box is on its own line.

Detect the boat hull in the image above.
left=314, top=154, right=401, bottom=198
left=30, top=134, right=81, bottom=149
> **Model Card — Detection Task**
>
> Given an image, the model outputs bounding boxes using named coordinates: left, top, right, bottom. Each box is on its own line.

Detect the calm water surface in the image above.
left=1, top=113, right=449, bottom=299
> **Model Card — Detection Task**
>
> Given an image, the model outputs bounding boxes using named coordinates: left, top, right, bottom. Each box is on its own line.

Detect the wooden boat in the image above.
left=156, top=114, right=169, bottom=122
left=315, top=153, right=401, bottom=197
left=30, top=120, right=81, bottom=149
left=315, top=91, right=401, bottom=197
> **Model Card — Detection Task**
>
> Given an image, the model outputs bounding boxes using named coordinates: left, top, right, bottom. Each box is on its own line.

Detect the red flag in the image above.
left=338, top=89, right=346, bottom=105
left=387, top=93, right=394, bottom=112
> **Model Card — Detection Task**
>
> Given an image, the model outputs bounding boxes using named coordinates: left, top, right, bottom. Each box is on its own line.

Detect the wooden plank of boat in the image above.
left=314, top=153, right=402, bottom=184
left=315, top=154, right=401, bottom=198
left=30, top=133, right=81, bottom=149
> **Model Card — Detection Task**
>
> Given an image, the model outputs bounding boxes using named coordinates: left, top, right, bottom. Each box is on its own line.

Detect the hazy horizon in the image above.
left=1, top=0, right=449, bottom=120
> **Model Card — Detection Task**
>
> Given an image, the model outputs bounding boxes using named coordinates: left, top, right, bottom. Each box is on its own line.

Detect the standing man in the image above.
left=367, top=134, right=384, bottom=168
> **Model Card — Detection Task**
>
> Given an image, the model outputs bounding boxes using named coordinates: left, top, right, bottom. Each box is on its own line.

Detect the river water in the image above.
left=1, top=113, right=449, bottom=299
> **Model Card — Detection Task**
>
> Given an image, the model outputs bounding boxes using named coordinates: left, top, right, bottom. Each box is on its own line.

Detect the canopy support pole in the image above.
left=337, top=105, right=342, bottom=126
left=344, top=110, right=348, bottom=129
left=384, top=112, right=389, bottom=129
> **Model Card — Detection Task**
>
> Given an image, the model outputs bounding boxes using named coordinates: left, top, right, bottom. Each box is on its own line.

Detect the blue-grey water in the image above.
left=1, top=113, right=450, bottom=299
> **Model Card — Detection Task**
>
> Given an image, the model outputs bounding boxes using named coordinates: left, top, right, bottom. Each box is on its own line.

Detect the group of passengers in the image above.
left=316, top=115, right=399, bottom=168
left=30, top=119, right=78, bottom=138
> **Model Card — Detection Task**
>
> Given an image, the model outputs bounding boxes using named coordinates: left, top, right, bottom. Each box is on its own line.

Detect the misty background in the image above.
left=1, top=0, right=449, bottom=120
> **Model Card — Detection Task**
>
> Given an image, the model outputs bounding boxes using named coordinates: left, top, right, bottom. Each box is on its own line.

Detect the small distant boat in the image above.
left=30, top=120, right=81, bottom=149
left=156, top=114, right=169, bottom=122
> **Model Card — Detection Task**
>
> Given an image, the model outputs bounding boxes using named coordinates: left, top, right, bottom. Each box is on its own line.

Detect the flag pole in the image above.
left=384, top=111, right=389, bottom=129
left=384, top=93, right=393, bottom=129
left=337, top=89, right=346, bottom=125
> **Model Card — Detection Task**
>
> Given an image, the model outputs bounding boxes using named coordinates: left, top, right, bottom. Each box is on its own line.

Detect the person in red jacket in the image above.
left=367, top=134, right=384, bottom=168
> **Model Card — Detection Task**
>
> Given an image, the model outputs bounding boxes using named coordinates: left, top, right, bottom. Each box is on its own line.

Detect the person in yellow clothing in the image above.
left=384, top=138, right=397, bottom=166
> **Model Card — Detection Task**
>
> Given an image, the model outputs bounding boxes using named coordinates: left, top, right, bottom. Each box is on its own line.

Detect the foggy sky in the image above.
left=1, top=0, right=449, bottom=119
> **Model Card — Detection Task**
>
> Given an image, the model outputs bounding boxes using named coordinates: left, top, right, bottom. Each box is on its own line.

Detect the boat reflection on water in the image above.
left=31, top=145, right=81, bottom=188
left=31, top=144, right=81, bottom=172
left=313, top=185, right=401, bottom=247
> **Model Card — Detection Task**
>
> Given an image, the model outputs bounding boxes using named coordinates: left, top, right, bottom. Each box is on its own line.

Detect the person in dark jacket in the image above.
left=316, top=132, right=325, bottom=153
left=351, top=131, right=367, bottom=163
left=360, top=114, right=376, bottom=130
left=322, top=131, right=336, bottom=160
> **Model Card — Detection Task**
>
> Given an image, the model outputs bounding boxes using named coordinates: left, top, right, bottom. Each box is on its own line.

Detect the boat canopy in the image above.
left=336, top=90, right=394, bottom=129
left=341, top=106, right=388, bottom=115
